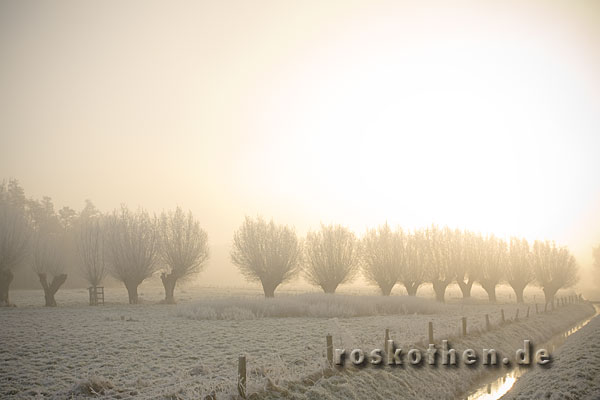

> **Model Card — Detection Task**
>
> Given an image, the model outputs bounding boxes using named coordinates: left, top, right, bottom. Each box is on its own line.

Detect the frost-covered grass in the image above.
left=265, top=304, right=596, bottom=400
left=176, top=293, right=443, bottom=320
left=0, top=286, right=593, bottom=399
left=503, top=305, right=600, bottom=400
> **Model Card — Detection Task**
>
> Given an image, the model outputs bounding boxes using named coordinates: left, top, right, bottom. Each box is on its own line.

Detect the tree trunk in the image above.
left=161, top=273, right=178, bottom=304
left=321, top=281, right=339, bottom=294
left=511, top=284, right=525, bottom=303
left=481, top=282, right=497, bottom=303
left=404, top=282, right=420, bottom=296
left=457, top=279, right=474, bottom=298
left=379, top=281, right=395, bottom=296
left=432, top=281, right=448, bottom=303
left=125, top=280, right=140, bottom=304
left=543, top=287, right=557, bottom=309
left=261, top=281, right=277, bottom=298
left=0, top=269, right=14, bottom=307
left=38, top=273, right=67, bottom=307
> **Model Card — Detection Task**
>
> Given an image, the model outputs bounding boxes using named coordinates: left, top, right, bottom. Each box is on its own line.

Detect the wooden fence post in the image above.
left=326, top=334, right=333, bottom=367
left=238, top=355, right=246, bottom=399
left=428, top=322, right=434, bottom=344
left=384, top=328, right=389, bottom=353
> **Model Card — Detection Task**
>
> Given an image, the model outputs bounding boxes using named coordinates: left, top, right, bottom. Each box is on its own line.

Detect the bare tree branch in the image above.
left=532, top=240, right=578, bottom=305
left=75, top=217, right=107, bottom=288
left=304, top=224, right=359, bottom=294
left=231, top=216, right=301, bottom=298
left=158, top=207, right=209, bottom=303
left=0, top=200, right=30, bottom=306
left=105, top=206, right=159, bottom=304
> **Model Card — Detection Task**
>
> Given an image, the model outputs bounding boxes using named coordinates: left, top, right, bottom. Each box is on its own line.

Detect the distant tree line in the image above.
left=0, top=179, right=580, bottom=307
left=0, top=179, right=209, bottom=306
left=231, top=219, right=579, bottom=304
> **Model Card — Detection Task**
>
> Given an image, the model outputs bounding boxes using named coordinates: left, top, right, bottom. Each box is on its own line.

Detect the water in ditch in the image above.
left=464, top=304, right=600, bottom=400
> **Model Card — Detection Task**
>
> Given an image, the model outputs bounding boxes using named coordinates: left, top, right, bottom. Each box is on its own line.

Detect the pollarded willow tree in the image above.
left=456, top=231, right=482, bottom=299
left=105, top=206, right=159, bottom=304
left=304, top=224, right=360, bottom=294
left=159, top=207, right=209, bottom=304
left=423, top=226, right=454, bottom=302
left=231, top=216, right=302, bottom=298
left=532, top=240, right=578, bottom=306
left=32, top=232, right=68, bottom=307
left=75, top=218, right=107, bottom=289
left=361, top=224, right=402, bottom=296
left=478, top=235, right=506, bottom=303
left=401, top=230, right=426, bottom=296
left=0, top=201, right=30, bottom=306
left=505, top=237, right=533, bottom=303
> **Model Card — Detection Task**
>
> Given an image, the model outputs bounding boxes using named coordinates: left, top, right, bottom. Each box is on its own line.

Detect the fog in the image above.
left=4, top=2, right=600, bottom=399
left=1, top=0, right=600, bottom=295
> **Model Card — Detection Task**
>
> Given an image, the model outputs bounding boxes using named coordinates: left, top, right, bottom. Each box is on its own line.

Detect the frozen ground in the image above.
left=0, top=285, right=592, bottom=399
left=502, top=305, right=600, bottom=400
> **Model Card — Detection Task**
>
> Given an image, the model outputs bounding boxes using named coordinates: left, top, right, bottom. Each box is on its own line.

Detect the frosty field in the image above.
left=504, top=306, right=600, bottom=400
left=0, top=285, right=594, bottom=399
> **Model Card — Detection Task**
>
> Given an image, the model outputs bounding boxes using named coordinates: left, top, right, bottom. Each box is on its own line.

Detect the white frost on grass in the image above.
left=176, top=293, right=443, bottom=320
left=0, top=287, right=592, bottom=399
left=502, top=307, right=600, bottom=400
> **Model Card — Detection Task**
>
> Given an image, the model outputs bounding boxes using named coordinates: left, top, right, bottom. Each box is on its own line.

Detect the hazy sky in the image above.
left=2, top=0, right=599, bottom=285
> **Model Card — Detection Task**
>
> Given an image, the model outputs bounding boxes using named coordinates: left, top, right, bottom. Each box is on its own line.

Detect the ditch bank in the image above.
left=256, top=303, right=595, bottom=400
left=499, top=304, right=600, bottom=399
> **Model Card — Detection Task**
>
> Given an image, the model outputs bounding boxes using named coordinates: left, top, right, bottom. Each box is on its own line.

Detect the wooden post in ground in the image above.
left=384, top=328, right=389, bottom=353
left=462, top=317, right=467, bottom=337
left=326, top=334, right=333, bottom=367
left=428, top=322, right=434, bottom=345
left=238, top=355, right=246, bottom=399
left=501, top=309, right=505, bottom=323
left=485, top=314, right=490, bottom=331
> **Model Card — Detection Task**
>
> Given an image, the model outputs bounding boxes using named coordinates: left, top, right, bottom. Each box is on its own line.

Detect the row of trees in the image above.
left=231, top=218, right=579, bottom=304
left=0, top=180, right=209, bottom=306
left=0, top=179, right=580, bottom=306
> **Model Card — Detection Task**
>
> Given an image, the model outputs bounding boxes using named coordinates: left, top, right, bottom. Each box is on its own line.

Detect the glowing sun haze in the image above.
left=1, top=0, right=599, bottom=285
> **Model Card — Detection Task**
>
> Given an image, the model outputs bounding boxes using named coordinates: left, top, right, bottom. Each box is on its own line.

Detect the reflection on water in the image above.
left=466, top=304, right=599, bottom=400
left=471, top=374, right=517, bottom=400
left=467, top=370, right=523, bottom=400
